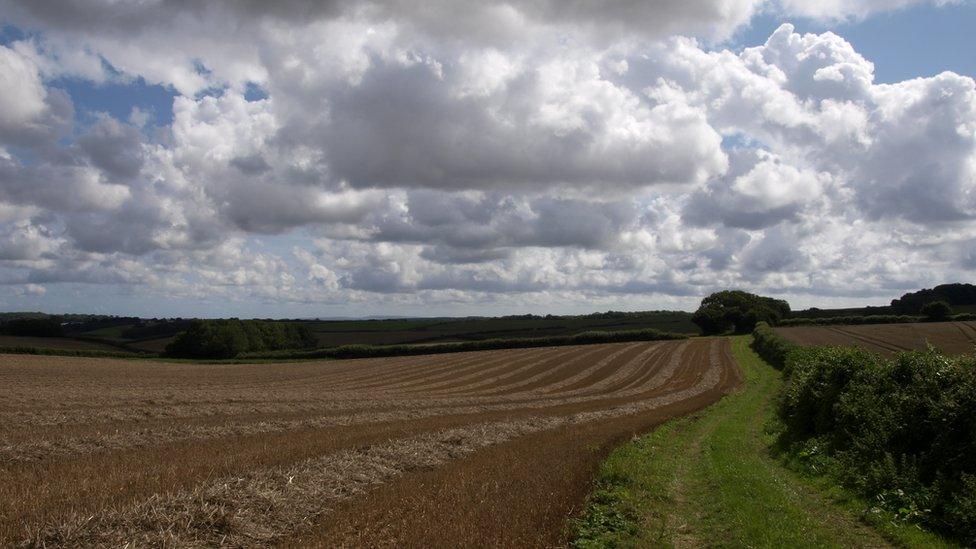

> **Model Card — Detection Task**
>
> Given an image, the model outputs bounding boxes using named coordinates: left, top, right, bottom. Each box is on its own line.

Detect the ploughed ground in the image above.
left=774, top=320, right=976, bottom=357
left=0, top=337, right=740, bottom=547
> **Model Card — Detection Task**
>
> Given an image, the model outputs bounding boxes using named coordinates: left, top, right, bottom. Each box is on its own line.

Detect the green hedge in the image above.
left=750, top=322, right=797, bottom=370
left=0, top=346, right=149, bottom=359
left=243, top=328, right=687, bottom=360
left=779, top=312, right=976, bottom=327
left=758, top=327, right=976, bottom=544
left=778, top=315, right=922, bottom=327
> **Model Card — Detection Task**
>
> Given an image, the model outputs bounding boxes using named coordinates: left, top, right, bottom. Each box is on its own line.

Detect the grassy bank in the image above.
left=570, top=336, right=950, bottom=548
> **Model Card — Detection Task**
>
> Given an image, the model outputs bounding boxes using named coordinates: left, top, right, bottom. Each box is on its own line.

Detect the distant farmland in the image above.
left=306, top=312, right=698, bottom=346
left=774, top=320, right=976, bottom=356
left=0, top=311, right=699, bottom=354
left=0, top=338, right=737, bottom=547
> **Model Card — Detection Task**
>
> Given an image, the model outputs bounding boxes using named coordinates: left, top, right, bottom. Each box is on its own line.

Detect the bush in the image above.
left=165, top=319, right=316, bottom=359
left=777, top=346, right=976, bottom=543
left=751, top=322, right=797, bottom=370
left=921, top=301, right=952, bottom=322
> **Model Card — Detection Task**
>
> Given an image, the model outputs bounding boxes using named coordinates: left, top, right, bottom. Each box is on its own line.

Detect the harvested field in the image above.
left=0, top=338, right=740, bottom=547
left=774, top=321, right=976, bottom=356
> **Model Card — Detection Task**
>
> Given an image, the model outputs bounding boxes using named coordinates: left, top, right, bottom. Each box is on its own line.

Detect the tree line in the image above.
left=164, top=319, right=317, bottom=359
left=692, top=286, right=969, bottom=335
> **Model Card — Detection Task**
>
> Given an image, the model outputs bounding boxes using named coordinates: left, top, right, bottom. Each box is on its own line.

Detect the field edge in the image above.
left=568, top=336, right=953, bottom=548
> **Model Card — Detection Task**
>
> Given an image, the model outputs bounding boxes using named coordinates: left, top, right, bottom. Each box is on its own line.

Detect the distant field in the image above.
left=774, top=321, right=976, bottom=356
left=0, top=312, right=697, bottom=356
left=0, top=338, right=737, bottom=547
left=0, top=335, right=122, bottom=352
left=305, top=312, right=700, bottom=347
left=2, top=312, right=699, bottom=354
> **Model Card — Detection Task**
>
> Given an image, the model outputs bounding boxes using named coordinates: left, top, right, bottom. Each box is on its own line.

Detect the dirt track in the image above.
left=0, top=337, right=740, bottom=547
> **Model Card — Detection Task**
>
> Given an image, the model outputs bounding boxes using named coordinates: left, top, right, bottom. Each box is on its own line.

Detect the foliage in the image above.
left=571, top=337, right=932, bottom=547
left=0, top=346, right=146, bottom=359
left=921, top=301, right=953, bottom=321
left=0, top=317, right=65, bottom=337
left=120, top=319, right=193, bottom=340
left=790, top=305, right=896, bottom=319
left=750, top=322, right=797, bottom=370
left=777, top=345, right=976, bottom=544
left=692, top=290, right=790, bottom=335
left=165, top=319, right=317, bottom=359
left=891, top=283, right=976, bottom=314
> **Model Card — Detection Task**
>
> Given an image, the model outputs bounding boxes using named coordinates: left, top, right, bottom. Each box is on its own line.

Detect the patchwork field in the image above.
left=0, top=337, right=738, bottom=547
left=774, top=320, right=976, bottom=356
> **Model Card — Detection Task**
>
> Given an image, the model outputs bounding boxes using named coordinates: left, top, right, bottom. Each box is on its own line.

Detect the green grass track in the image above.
left=570, top=336, right=950, bottom=548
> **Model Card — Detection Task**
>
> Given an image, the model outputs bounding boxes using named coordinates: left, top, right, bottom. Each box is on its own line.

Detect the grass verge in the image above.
left=570, top=336, right=951, bottom=548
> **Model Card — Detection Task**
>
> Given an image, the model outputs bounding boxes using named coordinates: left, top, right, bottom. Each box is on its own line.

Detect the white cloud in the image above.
left=1, top=3, right=974, bottom=312
left=0, top=45, right=48, bottom=128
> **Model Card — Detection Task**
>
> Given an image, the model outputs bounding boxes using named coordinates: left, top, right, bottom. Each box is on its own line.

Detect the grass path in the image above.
left=571, top=336, right=901, bottom=548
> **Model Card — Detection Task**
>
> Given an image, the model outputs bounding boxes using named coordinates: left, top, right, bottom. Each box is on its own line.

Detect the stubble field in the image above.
left=0, top=337, right=739, bottom=547
left=774, top=320, right=976, bottom=356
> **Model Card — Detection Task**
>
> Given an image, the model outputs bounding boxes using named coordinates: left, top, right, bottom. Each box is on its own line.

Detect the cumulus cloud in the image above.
left=0, top=44, right=48, bottom=128
left=0, top=2, right=974, bottom=313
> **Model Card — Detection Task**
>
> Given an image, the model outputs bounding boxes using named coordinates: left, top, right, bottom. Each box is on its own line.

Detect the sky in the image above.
left=1, top=1, right=975, bottom=318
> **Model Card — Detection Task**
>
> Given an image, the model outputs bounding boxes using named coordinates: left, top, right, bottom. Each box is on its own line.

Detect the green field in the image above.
left=303, top=312, right=698, bottom=347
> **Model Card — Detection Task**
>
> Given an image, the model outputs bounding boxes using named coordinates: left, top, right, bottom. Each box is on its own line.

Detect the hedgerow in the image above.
left=777, top=315, right=922, bottom=327
left=757, top=325, right=976, bottom=544
left=778, top=312, right=976, bottom=326
left=750, top=322, right=797, bottom=370
left=0, top=346, right=147, bottom=359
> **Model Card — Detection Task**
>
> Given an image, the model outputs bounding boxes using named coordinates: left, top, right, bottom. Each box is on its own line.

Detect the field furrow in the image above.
left=0, top=337, right=738, bottom=547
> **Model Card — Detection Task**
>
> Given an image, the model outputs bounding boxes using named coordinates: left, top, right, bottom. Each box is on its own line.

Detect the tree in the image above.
left=165, top=319, right=317, bottom=358
left=921, top=300, right=952, bottom=322
left=0, top=317, right=64, bottom=337
left=891, top=283, right=976, bottom=313
left=692, top=290, right=791, bottom=335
